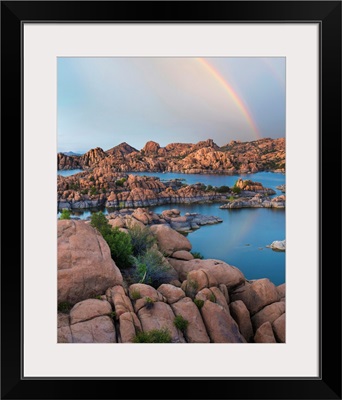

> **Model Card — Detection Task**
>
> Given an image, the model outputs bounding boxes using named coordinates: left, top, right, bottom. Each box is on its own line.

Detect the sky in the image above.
left=57, top=57, right=285, bottom=153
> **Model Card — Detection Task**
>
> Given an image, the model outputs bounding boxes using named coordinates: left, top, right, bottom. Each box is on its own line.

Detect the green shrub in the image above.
left=232, top=185, right=241, bottom=194
left=187, top=279, right=199, bottom=290
left=191, top=251, right=204, bottom=259
left=209, top=293, right=216, bottom=303
left=144, top=297, right=155, bottom=310
left=115, top=177, right=127, bottom=187
left=91, top=211, right=112, bottom=236
left=91, top=212, right=133, bottom=268
left=130, top=289, right=141, bottom=300
left=132, top=328, right=172, bottom=343
left=69, top=183, right=79, bottom=191
left=206, top=184, right=213, bottom=191
left=194, top=299, right=204, bottom=309
left=60, top=209, right=71, bottom=220
left=109, top=311, right=116, bottom=319
left=58, top=301, right=72, bottom=313
left=173, top=315, right=189, bottom=332
left=127, top=224, right=156, bottom=256
left=132, top=248, right=174, bottom=288
left=216, top=185, right=230, bottom=193
left=104, top=227, right=133, bottom=268
left=90, top=186, right=98, bottom=196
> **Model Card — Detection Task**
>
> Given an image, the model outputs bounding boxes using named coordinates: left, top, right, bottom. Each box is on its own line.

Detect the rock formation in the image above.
left=57, top=219, right=285, bottom=344
left=58, top=137, right=285, bottom=174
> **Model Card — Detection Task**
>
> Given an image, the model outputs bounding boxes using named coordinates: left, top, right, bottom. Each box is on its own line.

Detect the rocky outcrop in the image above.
left=118, top=312, right=142, bottom=343
left=201, top=300, right=245, bottom=343
left=277, top=283, right=286, bottom=300
left=251, top=301, right=285, bottom=331
left=106, top=142, right=138, bottom=157
left=58, top=137, right=285, bottom=173
left=276, top=184, right=286, bottom=193
left=150, top=224, right=192, bottom=256
left=105, top=208, right=222, bottom=233
left=167, top=258, right=245, bottom=290
left=272, top=313, right=286, bottom=343
left=57, top=153, right=82, bottom=170
left=58, top=299, right=116, bottom=343
left=254, top=321, right=277, bottom=343
left=137, top=301, right=185, bottom=343
left=171, top=297, right=210, bottom=343
left=58, top=172, right=226, bottom=210
left=219, top=179, right=284, bottom=210
left=69, top=299, right=112, bottom=325
left=142, top=141, right=161, bottom=156
left=229, top=300, right=254, bottom=342
left=268, top=240, right=286, bottom=251
left=57, top=220, right=123, bottom=304
left=219, top=194, right=284, bottom=209
left=235, top=178, right=275, bottom=194
left=230, top=279, right=279, bottom=315
left=57, top=219, right=286, bottom=344
left=157, top=284, right=186, bottom=304
left=81, top=147, right=107, bottom=168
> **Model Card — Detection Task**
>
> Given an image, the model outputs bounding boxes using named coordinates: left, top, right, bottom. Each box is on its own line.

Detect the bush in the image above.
left=174, top=315, right=189, bottom=332
left=60, top=209, right=71, bottom=220
left=91, top=211, right=112, bottom=236
left=194, top=299, right=204, bottom=309
left=132, top=248, right=174, bottom=288
left=232, top=185, right=241, bottom=194
left=69, top=183, right=79, bottom=191
left=90, top=186, right=98, bottom=196
left=130, top=289, right=141, bottom=300
left=144, top=297, right=155, bottom=310
left=206, top=185, right=213, bottom=191
left=58, top=301, right=72, bottom=313
left=216, top=185, right=230, bottom=193
left=232, top=186, right=241, bottom=194
left=209, top=292, right=216, bottom=303
left=191, top=251, right=204, bottom=259
left=104, top=227, right=133, bottom=268
left=127, top=224, right=156, bottom=256
left=91, top=212, right=133, bottom=268
left=115, top=177, right=127, bottom=187
left=132, top=328, right=172, bottom=343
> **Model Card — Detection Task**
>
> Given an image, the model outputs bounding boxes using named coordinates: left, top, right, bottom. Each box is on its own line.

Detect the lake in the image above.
left=57, top=170, right=285, bottom=285
left=58, top=169, right=83, bottom=177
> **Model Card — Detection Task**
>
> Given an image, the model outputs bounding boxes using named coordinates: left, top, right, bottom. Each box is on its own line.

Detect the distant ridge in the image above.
left=58, top=137, right=285, bottom=174
left=106, top=142, right=138, bottom=156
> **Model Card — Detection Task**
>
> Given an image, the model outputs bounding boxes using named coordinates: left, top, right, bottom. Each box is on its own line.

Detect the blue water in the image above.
left=58, top=169, right=83, bottom=177
left=151, top=204, right=285, bottom=285
left=57, top=170, right=285, bottom=285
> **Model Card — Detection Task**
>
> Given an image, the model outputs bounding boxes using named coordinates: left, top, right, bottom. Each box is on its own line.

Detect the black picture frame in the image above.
left=1, top=1, right=341, bottom=399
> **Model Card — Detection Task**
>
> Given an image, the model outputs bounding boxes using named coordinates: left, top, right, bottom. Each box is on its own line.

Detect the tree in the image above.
left=90, top=212, right=133, bottom=268
left=60, top=209, right=71, bottom=220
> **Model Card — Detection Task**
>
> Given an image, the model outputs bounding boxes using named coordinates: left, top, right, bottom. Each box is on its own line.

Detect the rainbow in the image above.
left=196, top=58, right=261, bottom=139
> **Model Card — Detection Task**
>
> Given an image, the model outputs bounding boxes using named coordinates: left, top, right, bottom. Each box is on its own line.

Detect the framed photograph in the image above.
left=1, top=1, right=341, bottom=399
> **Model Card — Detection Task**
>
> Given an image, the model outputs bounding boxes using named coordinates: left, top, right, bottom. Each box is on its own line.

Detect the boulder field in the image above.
left=58, top=137, right=285, bottom=174
left=58, top=220, right=285, bottom=343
